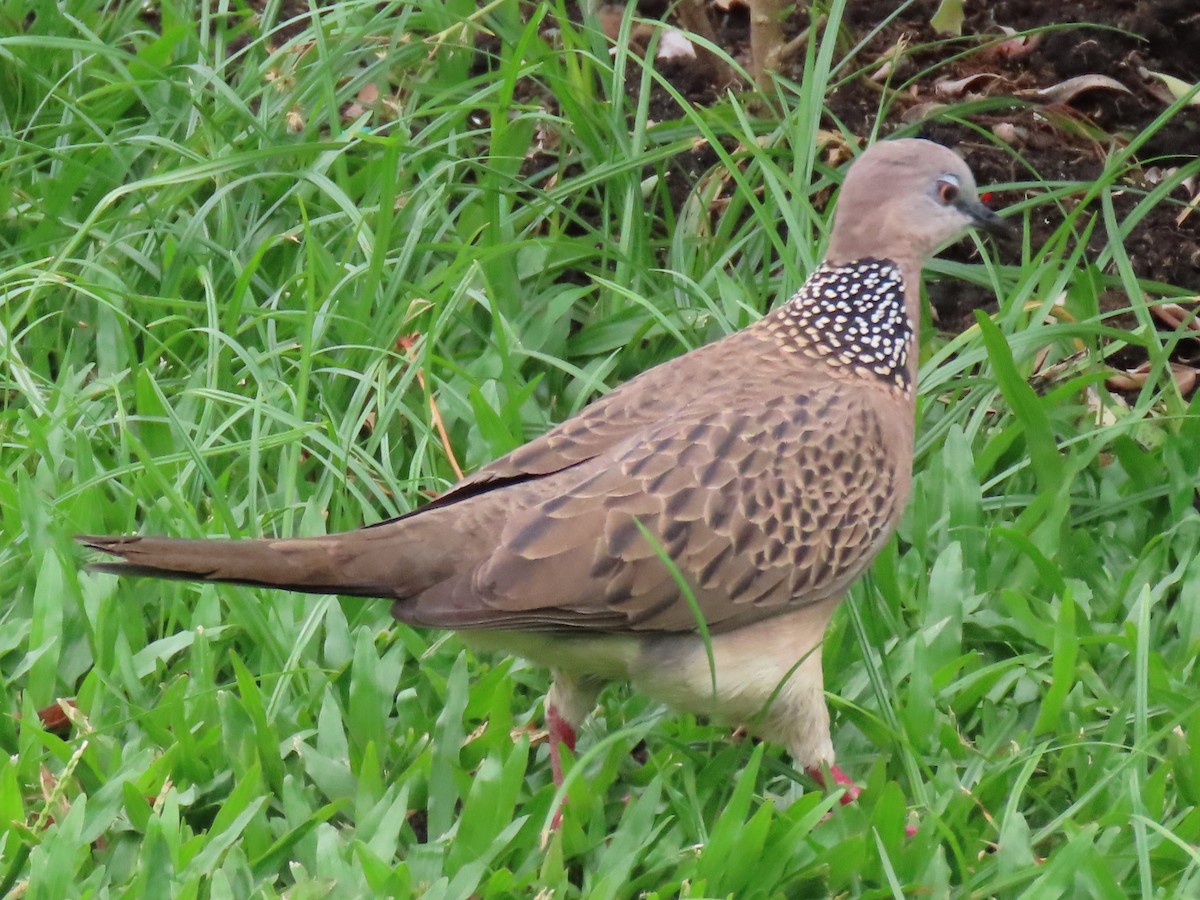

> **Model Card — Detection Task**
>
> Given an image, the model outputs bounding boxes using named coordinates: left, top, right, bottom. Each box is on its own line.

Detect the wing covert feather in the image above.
left=409, top=374, right=912, bottom=634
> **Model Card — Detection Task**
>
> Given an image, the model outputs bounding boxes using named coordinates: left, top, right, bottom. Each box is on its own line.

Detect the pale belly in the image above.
left=459, top=598, right=841, bottom=766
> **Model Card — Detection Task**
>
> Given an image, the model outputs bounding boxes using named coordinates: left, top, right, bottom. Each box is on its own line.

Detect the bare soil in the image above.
left=635, top=0, right=1200, bottom=337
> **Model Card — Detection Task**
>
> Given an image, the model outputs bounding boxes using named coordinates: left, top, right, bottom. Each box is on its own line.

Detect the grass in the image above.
left=2, top=0, right=1200, bottom=896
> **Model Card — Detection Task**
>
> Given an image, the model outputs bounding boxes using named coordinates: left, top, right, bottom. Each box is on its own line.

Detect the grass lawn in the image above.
left=2, top=1, right=1199, bottom=896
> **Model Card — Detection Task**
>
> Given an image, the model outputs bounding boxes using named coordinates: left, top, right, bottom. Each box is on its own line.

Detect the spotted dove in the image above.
left=81, top=138, right=1006, bottom=810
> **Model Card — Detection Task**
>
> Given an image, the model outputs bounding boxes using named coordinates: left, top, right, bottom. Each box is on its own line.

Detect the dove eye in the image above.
left=937, top=176, right=960, bottom=205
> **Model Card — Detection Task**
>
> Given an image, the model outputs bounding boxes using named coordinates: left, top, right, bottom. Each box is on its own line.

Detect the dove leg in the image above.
left=545, top=671, right=604, bottom=829
left=806, top=763, right=862, bottom=804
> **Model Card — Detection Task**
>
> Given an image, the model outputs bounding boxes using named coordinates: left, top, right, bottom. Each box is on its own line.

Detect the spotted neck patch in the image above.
left=765, top=258, right=911, bottom=390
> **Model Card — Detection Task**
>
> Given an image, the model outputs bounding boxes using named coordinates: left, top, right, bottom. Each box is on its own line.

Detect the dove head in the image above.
left=825, top=138, right=1006, bottom=272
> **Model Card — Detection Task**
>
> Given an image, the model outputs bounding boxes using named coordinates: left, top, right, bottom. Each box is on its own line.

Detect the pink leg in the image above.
left=807, top=764, right=917, bottom=836
left=546, top=703, right=577, bottom=829
left=806, top=763, right=862, bottom=805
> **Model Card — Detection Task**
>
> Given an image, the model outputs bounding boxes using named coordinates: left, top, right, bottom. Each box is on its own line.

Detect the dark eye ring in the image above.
left=937, top=177, right=960, bottom=205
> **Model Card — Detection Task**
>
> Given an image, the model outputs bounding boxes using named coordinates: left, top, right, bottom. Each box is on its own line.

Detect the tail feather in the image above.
left=77, top=533, right=407, bottom=598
